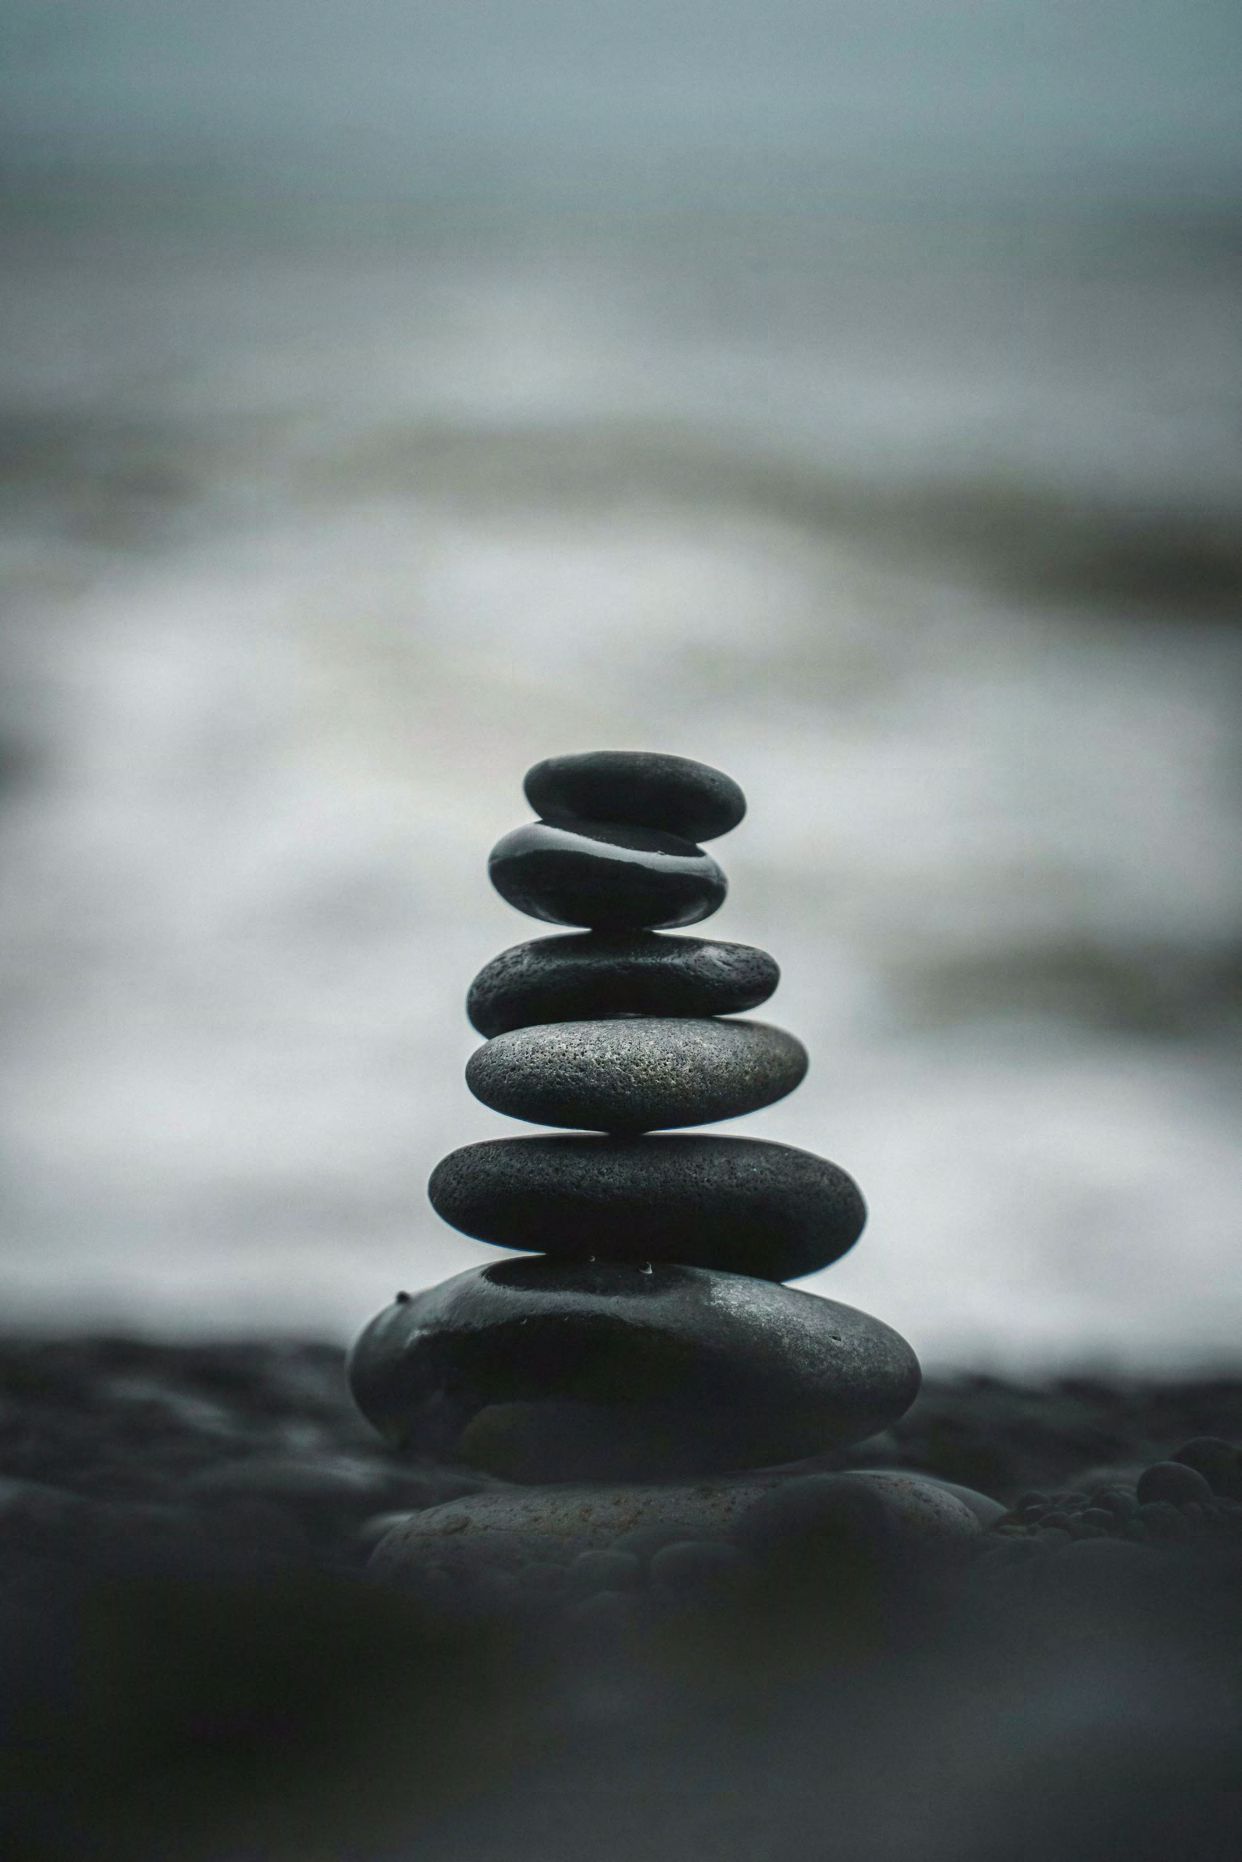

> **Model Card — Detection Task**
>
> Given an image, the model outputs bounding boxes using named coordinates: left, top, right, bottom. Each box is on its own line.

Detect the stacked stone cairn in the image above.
left=352, top=752, right=992, bottom=1596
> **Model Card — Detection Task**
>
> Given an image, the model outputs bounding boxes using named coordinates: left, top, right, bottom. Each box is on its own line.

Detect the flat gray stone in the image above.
left=348, top=1258, right=919, bottom=1482
left=367, top=1467, right=984, bottom=1580
left=524, top=750, right=746, bottom=843
left=488, top=819, right=726, bottom=930
left=465, top=1017, right=808, bottom=1133
left=466, top=932, right=779, bottom=1038
left=428, top=1134, right=866, bottom=1281
left=734, top=1469, right=995, bottom=1569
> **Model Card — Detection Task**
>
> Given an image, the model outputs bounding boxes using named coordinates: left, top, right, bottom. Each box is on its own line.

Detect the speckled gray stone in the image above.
left=366, top=1468, right=983, bottom=1582
left=466, top=932, right=779, bottom=1038
left=465, top=1017, right=808, bottom=1133
left=524, top=751, right=746, bottom=843
left=488, top=819, right=726, bottom=930
left=348, top=1258, right=920, bottom=1482
left=369, top=1475, right=784, bottom=1576
left=427, top=1134, right=867, bottom=1281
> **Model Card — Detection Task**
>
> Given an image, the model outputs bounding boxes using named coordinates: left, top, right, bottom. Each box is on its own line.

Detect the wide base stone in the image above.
left=368, top=1467, right=1000, bottom=1581
left=349, top=1261, right=917, bottom=1480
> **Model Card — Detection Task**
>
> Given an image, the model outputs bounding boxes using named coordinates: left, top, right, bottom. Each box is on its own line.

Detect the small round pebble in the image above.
left=466, top=932, right=779, bottom=1038
left=428, top=1134, right=867, bottom=1281
left=489, top=820, right=726, bottom=931
left=524, top=751, right=746, bottom=843
left=1136, top=1461, right=1214, bottom=1507
left=611, top=1521, right=726, bottom=1562
left=466, top=1017, right=808, bottom=1133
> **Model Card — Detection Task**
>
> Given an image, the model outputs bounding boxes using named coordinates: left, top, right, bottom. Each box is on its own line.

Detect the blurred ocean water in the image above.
left=1, top=4, right=1240, bottom=1363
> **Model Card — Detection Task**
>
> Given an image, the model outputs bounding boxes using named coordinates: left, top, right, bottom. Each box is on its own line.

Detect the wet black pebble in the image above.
left=1137, top=1461, right=1214, bottom=1507
left=524, top=750, right=746, bottom=844
left=428, top=1134, right=867, bottom=1281
left=466, top=1017, right=807, bottom=1133
left=489, top=819, right=726, bottom=930
left=347, top=1258, right=920, bottom=1483
left=466, top=931, right=779, bottom=1038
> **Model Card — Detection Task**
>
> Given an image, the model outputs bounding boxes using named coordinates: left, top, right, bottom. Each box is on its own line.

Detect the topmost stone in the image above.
left=525, top=751, right=746, bottom=844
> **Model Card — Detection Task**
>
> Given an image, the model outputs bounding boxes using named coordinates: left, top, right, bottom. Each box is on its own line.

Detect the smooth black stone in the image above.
left=466, top=931, right=779, bottom=1038
left=524, top=750, right=746, bottom=843
left=1136, top=1461, right=1214, bottom=1507
left=465, top=1017, right=808, bottom=1133
left=488, top=820, right=726, bottom=930
left=347, top=1258, right=920, bottom=1481
left=427, top=1135, right=866, bottom=1281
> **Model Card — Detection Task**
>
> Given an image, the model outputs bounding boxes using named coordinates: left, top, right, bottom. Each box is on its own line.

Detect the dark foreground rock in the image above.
left=4, top=1335, right=1242, bottom=1862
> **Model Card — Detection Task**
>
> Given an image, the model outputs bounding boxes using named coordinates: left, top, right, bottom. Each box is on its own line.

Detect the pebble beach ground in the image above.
left=4, top=1335, right=1241, bottom=1861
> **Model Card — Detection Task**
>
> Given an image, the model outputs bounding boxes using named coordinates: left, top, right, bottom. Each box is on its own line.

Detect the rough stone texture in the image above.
left=347, top=1259, right=920, bottom=1482
left=524, top=750, right=746, bottom=843
left=428, top=1134, right=867, bottom=1281
left=466, top=931, right=779, bottom=1038
left=367, top=1466, right=984, bottom=1580
left=488, top=819, right=726, bottom=930
left=466, top=1017, right=808, bottom=1132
